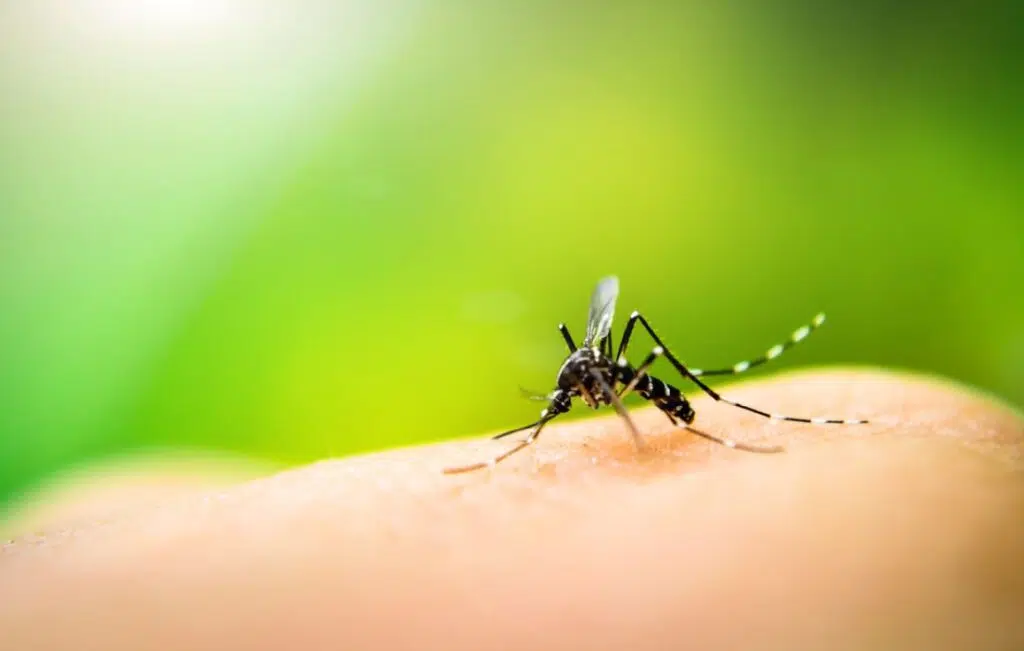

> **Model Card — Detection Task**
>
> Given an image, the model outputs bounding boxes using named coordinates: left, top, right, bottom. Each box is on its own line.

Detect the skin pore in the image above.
left=1, top=369, right=1023, bottom=651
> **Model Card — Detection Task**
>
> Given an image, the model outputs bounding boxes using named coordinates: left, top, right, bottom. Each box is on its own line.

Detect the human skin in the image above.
left=1, top=369, right=1023, bottom=651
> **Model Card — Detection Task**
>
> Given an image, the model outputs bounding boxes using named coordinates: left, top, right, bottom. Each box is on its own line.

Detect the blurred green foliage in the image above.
left=0, top=1, right=1021, bottom=507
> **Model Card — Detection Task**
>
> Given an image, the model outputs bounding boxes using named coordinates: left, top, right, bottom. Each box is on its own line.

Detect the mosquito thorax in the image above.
left=555, top=347, right=607, bottom=391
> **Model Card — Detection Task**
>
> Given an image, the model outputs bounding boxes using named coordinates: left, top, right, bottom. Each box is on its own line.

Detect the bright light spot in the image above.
left=83, top=0, right=234, bottom=37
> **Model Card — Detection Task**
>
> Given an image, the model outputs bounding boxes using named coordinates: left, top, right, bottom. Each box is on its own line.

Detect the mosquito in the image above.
left=443, top=276, right=867, bottom=474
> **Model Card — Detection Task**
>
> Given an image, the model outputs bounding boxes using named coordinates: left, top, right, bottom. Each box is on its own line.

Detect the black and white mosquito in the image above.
left=443, top=276, right=867, bottom=474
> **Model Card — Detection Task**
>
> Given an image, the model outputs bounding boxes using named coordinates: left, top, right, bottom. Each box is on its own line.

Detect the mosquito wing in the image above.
left=582, top=275, right=619, bottom=348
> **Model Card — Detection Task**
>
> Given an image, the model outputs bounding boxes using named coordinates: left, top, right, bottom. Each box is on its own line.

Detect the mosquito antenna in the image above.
left=518, top=386, right=551, bottom=402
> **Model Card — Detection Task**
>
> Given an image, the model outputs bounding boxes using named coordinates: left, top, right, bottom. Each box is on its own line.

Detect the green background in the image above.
left=1, top=1, right=1020, bottom=510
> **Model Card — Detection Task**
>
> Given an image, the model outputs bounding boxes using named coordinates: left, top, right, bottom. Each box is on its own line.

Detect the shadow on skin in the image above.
left=2, top=369, right=1023, bottom=651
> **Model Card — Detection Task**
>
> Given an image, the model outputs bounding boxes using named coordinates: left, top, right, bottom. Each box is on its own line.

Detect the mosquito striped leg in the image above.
left=590, top=368, right=646, bottom=451
left=620, top=312, right=868, bottom=425
left=443, top=415, right=556, bottom=474
left=689, top=313, right=827, bottom=377
left=616, top=346, right=664, bottom=398
left=558, top=323, right=577, bottom=352
left=681, top=422, right=784, bottom=454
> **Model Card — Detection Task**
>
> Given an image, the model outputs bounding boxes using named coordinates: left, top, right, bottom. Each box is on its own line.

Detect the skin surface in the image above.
left=1, top=369, right=1023, bottom=651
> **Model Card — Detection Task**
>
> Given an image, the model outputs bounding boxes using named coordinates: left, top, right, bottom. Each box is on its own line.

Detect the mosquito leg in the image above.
left=491, top=417, right=546, bottom=440
left=621, top=312, right=868, bottom=426
left=689, top=313, right=827, bottom=377
left=614, top=311, right=640, bottom=362
left=590, top=369, right=646, bottom=452
left=558, top=323, right=577, bottom=352
left=443, top=415, right=556, bottom=474
left=616, top=345, right=664, bottom=398
left=680, top=420, right=784, bottom=453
